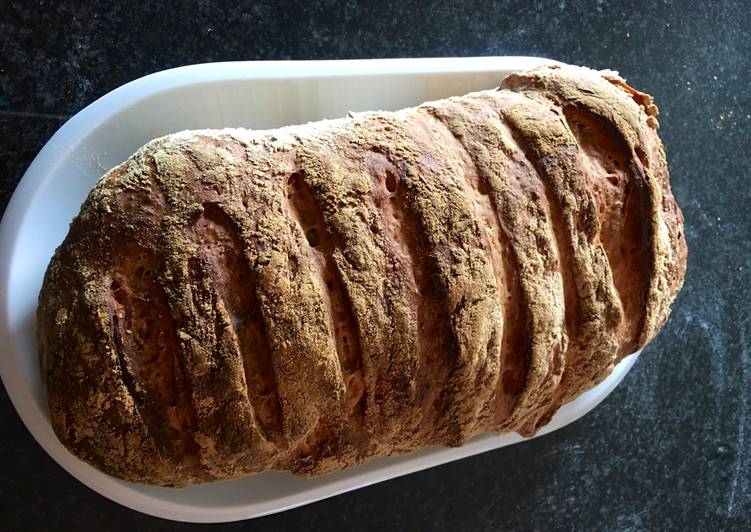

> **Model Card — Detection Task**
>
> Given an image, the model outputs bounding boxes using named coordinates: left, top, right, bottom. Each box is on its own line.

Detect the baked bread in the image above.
left=38, top=64, right=687, bottom=487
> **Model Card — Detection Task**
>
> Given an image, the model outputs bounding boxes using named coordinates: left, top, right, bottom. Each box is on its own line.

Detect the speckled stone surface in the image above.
left=1, top=1, right=749, bottom=530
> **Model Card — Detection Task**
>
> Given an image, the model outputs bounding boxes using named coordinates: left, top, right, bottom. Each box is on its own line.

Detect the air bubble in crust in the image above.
left=305, top=227, right=320, bottom=247
left=385, top=171, right=398, bottom=193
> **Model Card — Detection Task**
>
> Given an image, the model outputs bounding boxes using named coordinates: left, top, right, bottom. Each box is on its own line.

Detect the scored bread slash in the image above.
left=37, top=63, right=686, bottom=487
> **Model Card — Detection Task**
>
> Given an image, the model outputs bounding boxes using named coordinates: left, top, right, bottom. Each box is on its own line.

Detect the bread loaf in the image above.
left=38, top=64, right=687, bottom=487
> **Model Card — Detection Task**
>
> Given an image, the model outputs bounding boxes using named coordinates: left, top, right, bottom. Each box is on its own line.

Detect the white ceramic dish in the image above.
left=0, top=57, right=640, bottom=523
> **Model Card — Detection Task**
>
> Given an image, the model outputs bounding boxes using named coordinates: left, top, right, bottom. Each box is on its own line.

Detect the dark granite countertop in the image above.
left=1, top=1, right=749, bottom=530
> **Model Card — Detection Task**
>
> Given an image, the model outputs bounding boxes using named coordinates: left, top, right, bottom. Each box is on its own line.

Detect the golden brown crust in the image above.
left=38, top=64, right=686, bottom=486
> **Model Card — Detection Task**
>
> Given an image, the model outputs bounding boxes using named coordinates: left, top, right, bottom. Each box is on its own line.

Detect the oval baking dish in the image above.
left=0, top=57, right=640, bottom=523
